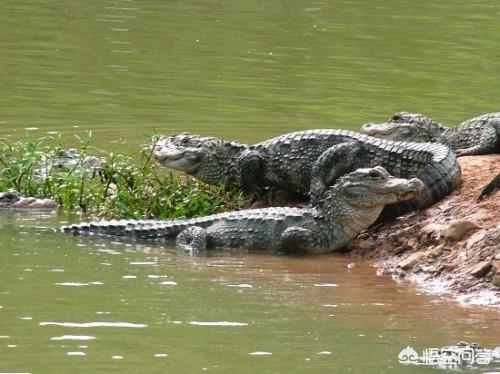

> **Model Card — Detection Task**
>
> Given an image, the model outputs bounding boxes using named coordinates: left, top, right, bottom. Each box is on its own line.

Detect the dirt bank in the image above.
left=349, top=155, right=500, bottom=308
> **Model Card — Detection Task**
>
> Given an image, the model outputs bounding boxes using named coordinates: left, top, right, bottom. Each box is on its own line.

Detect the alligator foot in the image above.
left=310, top=141, right=363, bottom=205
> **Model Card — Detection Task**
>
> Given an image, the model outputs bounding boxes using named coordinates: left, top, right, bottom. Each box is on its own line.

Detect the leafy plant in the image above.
left=0, top=134, right=244, bottom=219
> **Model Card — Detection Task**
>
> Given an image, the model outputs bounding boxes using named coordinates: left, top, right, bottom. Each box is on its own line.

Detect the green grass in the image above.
left=0, top=133, right=245, bottom=219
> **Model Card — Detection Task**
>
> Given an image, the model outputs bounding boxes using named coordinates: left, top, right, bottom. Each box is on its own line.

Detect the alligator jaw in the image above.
left=396, top=178, right=425, bottom=200
left=153, top=145, right=185, bottom=162
left=154, top=146, right=201, bottom=173
left=361, top=122, right=394, bottom=136
left=381, top=177, right=425, bottom=203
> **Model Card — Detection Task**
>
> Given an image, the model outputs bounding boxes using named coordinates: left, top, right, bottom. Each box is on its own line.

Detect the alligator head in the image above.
left=320, top=166, right=424, bottom=228
left=0, top=190, right=58, bottom=209
left=361, top=112, right=444, bottom=142
left=153, top=133, right=247, bottom=185
left=334, top=166, right=424, bottom=208
left=0, top=190, right=22, bottom=207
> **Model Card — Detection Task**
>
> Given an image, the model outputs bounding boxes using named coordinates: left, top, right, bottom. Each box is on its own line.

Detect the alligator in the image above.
left=361, top=111, right=500, bottom=157
left=153, top=130, right=461, bottom=220
left=61, top=167, right=424, bottom=254
left=34, top=148, right=104, bottom=180
left=0, top=190, right=58, bottom=209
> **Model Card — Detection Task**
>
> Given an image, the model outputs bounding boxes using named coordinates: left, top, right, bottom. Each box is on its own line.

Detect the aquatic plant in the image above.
left=0, top=133, right=244, bottom=219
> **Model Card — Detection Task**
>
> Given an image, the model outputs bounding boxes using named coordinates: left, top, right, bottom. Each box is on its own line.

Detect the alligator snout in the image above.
left=361, top=123, right=390, bottom=136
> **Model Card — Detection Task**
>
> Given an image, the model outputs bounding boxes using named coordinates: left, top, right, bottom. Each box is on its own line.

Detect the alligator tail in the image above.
left=60, top=219, right=189, bottom=239
left=378, top=144, right=461, bottom=221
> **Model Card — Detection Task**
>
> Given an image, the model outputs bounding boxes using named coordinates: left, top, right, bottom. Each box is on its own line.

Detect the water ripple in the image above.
left=67, top=351, right=86, bottom=356
left=55, top=281, right=104, bottom=287
left=40, top=322, right=147, bottom=328
left=189, top=321, right=247, bottom=327
left=51, top=335, right=96, bottom=341
left=249, top=351, right=272, bottom=355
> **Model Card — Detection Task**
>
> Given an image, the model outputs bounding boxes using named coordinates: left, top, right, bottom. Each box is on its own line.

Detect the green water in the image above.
left=1, top=0, right=499, bottom=373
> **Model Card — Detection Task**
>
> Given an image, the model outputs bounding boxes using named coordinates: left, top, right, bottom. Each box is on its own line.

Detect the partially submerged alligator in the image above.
left=0, top=190, right=58, bottom=209
left=361, top=111, right=500, bottom=157
left=153, top=130, right=461, bottom=220
left=34, top=148, right=104, bottom=180
left=61, top=167, right=424, bottom=254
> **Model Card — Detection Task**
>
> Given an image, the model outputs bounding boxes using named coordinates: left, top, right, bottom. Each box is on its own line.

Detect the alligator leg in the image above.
left=477, top=171, right=500, bottom=200
left=280, top=226, right=315, bottom=253
left=176, top=226, right=207, bottom=255
left=238, top=149, right=265, bottom=199
left=309, top=141, right=364, bottom=205
left=455, top=126, right=498, bottom=157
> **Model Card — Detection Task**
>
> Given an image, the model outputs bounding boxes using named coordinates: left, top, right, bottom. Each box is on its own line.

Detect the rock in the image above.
left=465, top=229, right=487, bottom=250
left=468, top=261, right=492, bottom=278
left=492, top=260, right=500, bottom=270
left=442, top=262, right=457, bottom=271
left=348, top=239, right=371, bottom=250
left=407, top=237, right=419, bottom=250
left=421, top=223, right=444, bottom=235
left=398, top=252, right=426, bottom=270
left=492, top=274, right=500, bottom=288
left=444, top=220, right=482, bottom=242
left=427, top=244, right=445, bottom=259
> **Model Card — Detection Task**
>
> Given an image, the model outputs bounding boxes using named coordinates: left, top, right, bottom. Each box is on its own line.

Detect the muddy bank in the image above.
left=349, top=155, right=500, bottom=308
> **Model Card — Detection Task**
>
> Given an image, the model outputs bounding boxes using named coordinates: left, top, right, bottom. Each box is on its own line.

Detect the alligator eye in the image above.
left=392, top=114, right=401, bottom=121
left=368, top=170, right=381, bottom=178
left=181, top=137, right=190, bottom=145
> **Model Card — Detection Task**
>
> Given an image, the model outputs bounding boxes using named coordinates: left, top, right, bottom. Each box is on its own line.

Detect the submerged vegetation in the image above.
left=0, top=133, right=244, bottom=219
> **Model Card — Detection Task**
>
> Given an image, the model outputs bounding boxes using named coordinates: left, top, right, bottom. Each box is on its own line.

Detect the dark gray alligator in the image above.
left=153, top=130, right=461, bottom=220
left=61, top=167, right=424, bottom=254
left=0, top=190, right=58, bottom=209
left=361, top=111, right=500, bottom=157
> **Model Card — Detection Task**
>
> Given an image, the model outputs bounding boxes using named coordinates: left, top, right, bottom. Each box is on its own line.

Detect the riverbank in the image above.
left=349, top=155, right=500, bottom=308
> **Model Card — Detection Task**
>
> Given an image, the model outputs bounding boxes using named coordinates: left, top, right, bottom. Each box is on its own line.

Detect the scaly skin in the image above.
left=0, top=190, right=58, bottom=209
left=61, top=167, right=424, bottom=254
left=361, top=111, right=500, bottom=157
left=154, top=130, right=461, bottom=221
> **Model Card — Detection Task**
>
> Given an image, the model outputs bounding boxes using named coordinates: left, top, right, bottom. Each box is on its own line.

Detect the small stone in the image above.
left=468, top=261, right=492, bottom=278
left=492, top=274, right=500, bottom=289
left=348, top=239, right=371, bottom=250
left=421, top=223, right=444, bottom=235
left=398, top=252, right=425, bottom=270
left=427, top=244, right=445, bottom=258
left=407, top=238, right=419, bottom=249
left=465, top=230, right=487, bottom=250
left=493, top=260, right=500, bottom=270
left=442, top=262, right=457, bottom=271
left=444, top=220, right=481, bottom=242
